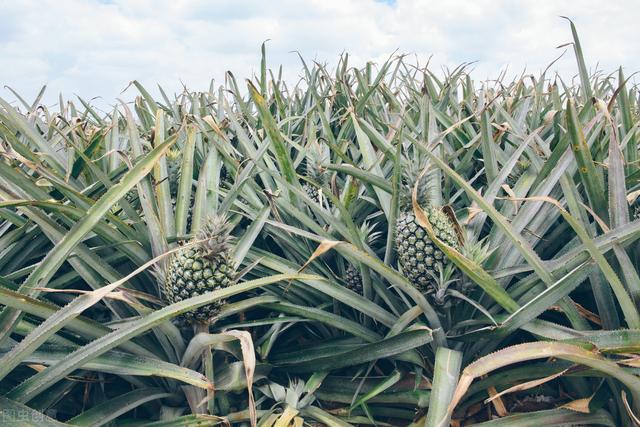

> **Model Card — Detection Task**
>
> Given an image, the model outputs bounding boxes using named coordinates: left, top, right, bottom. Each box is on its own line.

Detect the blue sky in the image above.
left=1, top=0, right=639, bottom=110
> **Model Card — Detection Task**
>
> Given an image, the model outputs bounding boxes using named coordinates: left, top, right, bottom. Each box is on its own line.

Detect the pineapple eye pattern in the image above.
left=395, top=207, right=459, bottom=293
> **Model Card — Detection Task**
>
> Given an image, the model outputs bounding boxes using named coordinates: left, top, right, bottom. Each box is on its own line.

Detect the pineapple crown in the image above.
left=358, top=221, right=382, bottom=245
left=460, top=235, right=494, bottom=265
left=515, top=158, right=531, bottom=170
left=399, top=154, right=441, bottom=209
left=166, top=148, right=181, bottom=163
left=196, top=215, right=233, bottom=259
left=165, top=149, right=182, bottom=193
left=304, top=141, right=329, bottom=184
left=258, top=378, right=314, bottom=410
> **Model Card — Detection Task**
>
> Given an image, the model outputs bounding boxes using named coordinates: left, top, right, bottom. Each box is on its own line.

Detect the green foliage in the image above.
left=0, top=23, right=639, bottom=426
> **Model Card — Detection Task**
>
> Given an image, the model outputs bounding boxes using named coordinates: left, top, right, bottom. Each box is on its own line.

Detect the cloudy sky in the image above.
left=1, top=0, right=638, bottom=109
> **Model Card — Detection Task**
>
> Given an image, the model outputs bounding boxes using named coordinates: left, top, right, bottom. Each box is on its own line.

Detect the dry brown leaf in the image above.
left=299, top=240, right=341, bottom=273
left=621, top=390, right=640, bottom=425
left=572, top=302, right=602, bottom=325
left=560, top=395, right=593, bottom=413
left=485, top=369, right=570, bottom=404
left=487, top=386, right=508, bottom=416
left=274, top=406, right=299, bottom=427
left=223, top=330, right=257, bottom=427
left=500, top=184, right=519, bottom=213
left=627, top=189, right=640, bottom=204
left=465, top=206, right=483, bottom=225
left=619, top=357, right=640, bottom=368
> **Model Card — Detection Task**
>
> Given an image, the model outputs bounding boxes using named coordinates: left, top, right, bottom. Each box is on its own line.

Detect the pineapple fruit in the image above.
left=395, top=157, right=460, bottom=294
left=631, top=197, right=640, bottom=220
left=345, top=264, right=363, bottom=294
left=164, top=215, right=235, bottom=323
left=395, top=206, right=459, bottom=293
left=344, top=223, right=380, bottom=294
left=302, top=142, right=331, bottom=208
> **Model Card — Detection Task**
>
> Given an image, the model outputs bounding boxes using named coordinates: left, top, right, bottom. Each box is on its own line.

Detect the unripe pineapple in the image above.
left=302, top=181, right=321, bottom=203
left=302, top=172, right=331, bottom=208
left=395, top=151, right=461, bottom=293
left=630, top=193, right=640, bottom=220
left=302, top=141, right=331, bottom=208
left=345, top=264, right=363, bottom=294
left=343, top=223, right=380, bottom=294
left=220, top=165, right=230, bottom=183
left=395, top=207, right=459, bottom=292
left=164, top=216, right=235, bottom=323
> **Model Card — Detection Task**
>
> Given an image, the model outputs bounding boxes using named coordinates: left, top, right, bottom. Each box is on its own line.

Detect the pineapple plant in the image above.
left=344, top=223, right=381, bottom=294
left=302, top=141, right=331, bottom=208
left=1, top=23, right=639, bottom=426
left=163, top=215, right=236, bottom=323
left=166, top=147, right=182, bottom=196
left=395, top=206, right=459, bottom=293
left=395, top=157, right=460, bottom=294
left=344, top=264, right=363, bottom=294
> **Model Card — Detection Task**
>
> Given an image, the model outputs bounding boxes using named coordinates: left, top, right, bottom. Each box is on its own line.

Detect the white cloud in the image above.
left=1, top=0, right=639, bottom=110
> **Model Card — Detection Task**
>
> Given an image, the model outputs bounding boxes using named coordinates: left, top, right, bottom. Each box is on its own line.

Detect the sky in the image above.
left=1, top=0, right=639, bottom=110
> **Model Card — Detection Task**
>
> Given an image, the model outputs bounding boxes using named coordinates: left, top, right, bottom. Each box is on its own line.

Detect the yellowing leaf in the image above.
left=485, top=368, right=570, bottom=404
left=299, top=240, right=341, bottom=272
left=560, top=395, right=593, bottom=413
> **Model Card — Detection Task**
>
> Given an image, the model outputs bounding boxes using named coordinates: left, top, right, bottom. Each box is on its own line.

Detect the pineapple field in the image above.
left=1, top=23, right=640, bottom=426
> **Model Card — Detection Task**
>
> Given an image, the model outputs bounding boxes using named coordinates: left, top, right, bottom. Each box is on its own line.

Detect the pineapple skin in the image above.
left=303, top=182, right=319, bottom=202
left=345, top=265, right=363, bottom=294
left=303, top=182, right=332, bottom=209
left=395, top=207, right=459, bottom=292
left=165, top=246, right=235, bottom=323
